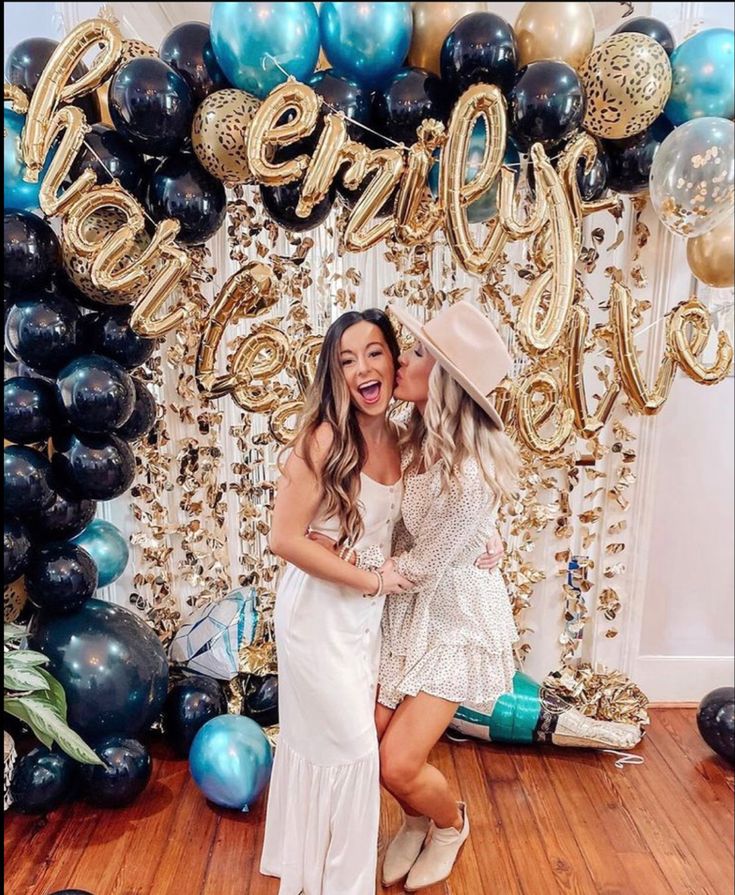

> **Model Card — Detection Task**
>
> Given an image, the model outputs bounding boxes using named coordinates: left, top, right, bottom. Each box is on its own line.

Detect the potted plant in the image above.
left=4, top=622, right=103, bottom=810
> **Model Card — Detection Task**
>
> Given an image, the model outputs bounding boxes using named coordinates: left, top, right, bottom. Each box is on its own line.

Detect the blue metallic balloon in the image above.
left=429, top=123, right=520, bottom=224
left=71, top=518, right=129, bottom=588
left=210, top=2, right=320, bottom=99
left=665, top=28, right=735, bottom=125
left=189, top=714, right=273, bottom=811
left=320, top=2, right=413, bottom=90
left=4, top=108, right=57, bottom=211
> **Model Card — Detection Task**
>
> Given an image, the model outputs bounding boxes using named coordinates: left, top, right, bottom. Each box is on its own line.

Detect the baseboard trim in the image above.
left=634, top=655, right=735, bottom=702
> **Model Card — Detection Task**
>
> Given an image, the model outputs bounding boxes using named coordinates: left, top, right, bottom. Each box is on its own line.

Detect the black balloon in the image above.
left=115, top=378, right=157, bottom=442
left=69, top=124, right=145, bottom=195
left=4, top=37, right=100, bottom=124
left=51, top=431, right=136, bottom=501
left=109, top=57, right=194, bottom=157
left=4, top=291, right=81, bottom=377
left=163, top=675, right=227, bottom=757
left=696, top=687, right=734, bottom=764
left=604, top=116, right=674, bottom=194
left=9, top=745, right=79, bottom=814
left=509, top=61, right=586, bottom=152
left=56, top=355, right=135, bottom=434
left=576, top=142, right=609, bottom=201
left=30, top=599, right=169, bottom=737
left=79, top=307, right=156, bottom=370
left=4, top=211, right=61, bottom=292
left=4, top=516, right=31, bottom=585
left=80, top=735, right=152, bottom=808
left=145, top=153, right=227, bottom=245
left=159, top=21, right=229, bottom=104
left=261, top=180, right=336, bottom=232
left=29, top=487, right=96, bottom=541
left=4, top=445, right=55, bottom=517
left=372, top=67, right=449, bottom=146
left=242, top=674, right=279, bottom=728
left=3, top=376, right=59, bottom=444
left=440, top=12, right=518, bottom=99
left=337, top=172, right=397, bottom=219
left=613, top=16, right=676, bottom=56
left=47, top=891, right=94, bottom=895
left=307, top=69, right=372, bottom=143
left=26, top=542, right=98, bottom=614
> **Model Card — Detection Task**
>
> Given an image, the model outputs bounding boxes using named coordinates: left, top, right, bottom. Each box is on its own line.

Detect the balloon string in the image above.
left=80, top=132, right=163, bottom=231
left=634, top=301, right=734, bottom=340
left=602, top=749, right=645, bottom=769
left=261, top=53, right=569, bottom=172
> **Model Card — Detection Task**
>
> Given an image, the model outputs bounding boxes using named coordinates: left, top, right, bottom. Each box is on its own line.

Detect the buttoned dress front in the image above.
left=260, top=473, right=402, bottom=895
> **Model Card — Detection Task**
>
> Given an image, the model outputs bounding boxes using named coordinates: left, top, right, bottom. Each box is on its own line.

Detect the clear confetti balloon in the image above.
left=649, top=116, right=735, bottom=237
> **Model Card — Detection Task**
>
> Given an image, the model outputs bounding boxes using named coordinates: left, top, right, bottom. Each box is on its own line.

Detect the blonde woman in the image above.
left=310, top=301, right=520, bottom=891
left=260, top=308, right=502, bottom=895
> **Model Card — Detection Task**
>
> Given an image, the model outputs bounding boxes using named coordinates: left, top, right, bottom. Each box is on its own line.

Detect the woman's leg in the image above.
left=375, top=700, right=420, bottom=817
left=379, top=691, right=462, bottom=830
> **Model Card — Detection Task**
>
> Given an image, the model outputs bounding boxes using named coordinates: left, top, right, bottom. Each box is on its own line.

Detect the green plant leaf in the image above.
left=4, top=697, right=53, bottom=750
left=3, top=664, right=53, bottom=694
left=7, top=649, right=49, bottom=667
left=4, top=622, right=26, bottom=643
left=3, top=696, right=103, bottom=766
left=36, top=668, right=67, bottom=718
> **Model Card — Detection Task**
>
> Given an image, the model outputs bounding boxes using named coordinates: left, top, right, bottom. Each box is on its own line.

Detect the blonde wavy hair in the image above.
left=279, top=309, right=401, bottom=547
left=400, top=363, right=519, bottom=505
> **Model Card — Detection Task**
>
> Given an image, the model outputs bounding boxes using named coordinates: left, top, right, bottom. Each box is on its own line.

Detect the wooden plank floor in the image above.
left=4, top=708, right=733, bottom=895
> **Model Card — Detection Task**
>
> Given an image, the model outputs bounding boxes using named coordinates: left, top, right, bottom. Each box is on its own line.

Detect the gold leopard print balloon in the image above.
left=192, top=88, right=261, bottom=185
left=579, top=33, right=672, bottom=140
left=61, top=207, right=155, bottom=305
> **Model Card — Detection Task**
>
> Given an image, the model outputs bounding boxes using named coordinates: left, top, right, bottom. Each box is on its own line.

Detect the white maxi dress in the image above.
left=260, top=473, right=403, bottom=895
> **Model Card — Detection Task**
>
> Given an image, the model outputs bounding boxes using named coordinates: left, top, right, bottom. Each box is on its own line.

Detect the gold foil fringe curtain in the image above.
left=125, top=179, right=667, bottom=724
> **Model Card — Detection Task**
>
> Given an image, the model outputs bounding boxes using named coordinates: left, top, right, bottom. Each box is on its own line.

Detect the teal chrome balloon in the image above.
left=429, top=122, right=520, bottom=224
left=665, top=28, right=735, bottom=125
left=4, top=109, right=56, bottom=211
left=210, top=2, right=320, bottom=99
left=71, top=518, right=129, bottom=588
left=320, top=2, right=412, bottom=90
left=189, top=714, right=273, bottom=811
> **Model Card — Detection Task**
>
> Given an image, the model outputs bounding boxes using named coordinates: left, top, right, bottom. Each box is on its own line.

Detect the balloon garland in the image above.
left=3, top=6, right=734, bottom=774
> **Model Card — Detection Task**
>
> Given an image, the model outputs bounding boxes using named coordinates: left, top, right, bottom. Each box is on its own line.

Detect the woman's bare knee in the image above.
left=379, top=741, right=421, bottom=795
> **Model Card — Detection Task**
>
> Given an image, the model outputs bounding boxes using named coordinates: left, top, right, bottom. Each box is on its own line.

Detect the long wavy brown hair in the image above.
left=281, top=309, right=401, bottom=546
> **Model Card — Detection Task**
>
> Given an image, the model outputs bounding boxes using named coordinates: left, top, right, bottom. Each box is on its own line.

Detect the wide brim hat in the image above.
left=390, top=301, right=512, bottom=430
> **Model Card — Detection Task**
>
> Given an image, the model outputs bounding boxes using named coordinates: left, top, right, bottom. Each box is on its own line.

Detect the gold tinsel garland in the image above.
left=126, top=183, right=652, bottom=712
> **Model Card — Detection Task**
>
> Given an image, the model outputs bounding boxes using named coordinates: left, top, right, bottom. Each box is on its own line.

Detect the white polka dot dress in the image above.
left=360, top=456, right=518, bottom=714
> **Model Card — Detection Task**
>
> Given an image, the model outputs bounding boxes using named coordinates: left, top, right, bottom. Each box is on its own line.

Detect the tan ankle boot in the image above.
left=381, top=812, right=430, bottom=886
left=404, top=802, right=469, bottom=892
